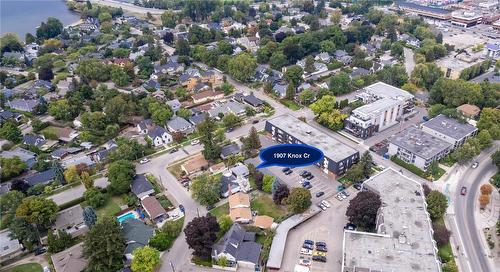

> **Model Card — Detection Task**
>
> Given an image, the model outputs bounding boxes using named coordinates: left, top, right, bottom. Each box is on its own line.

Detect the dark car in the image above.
left=206, top=204, right=215, bottom=210
left=305, top=174, right=314, bottom=180
left=316, top=245, right=328, bottom=252
left=315, top=241, right=327, bottom=247
left=302, top=243, right=314, bottom=250
left=179, top=205, right=185, bottom=213
left=344, top=223, right=357, bottom=230
left=304, top=184, right=313, bottom=189
left=300, top=171, right=311, bottom=177
left=461, top=186, right=467, bottom=196
left=353, top=183, right=362, bottom=190
left=169, top=148, right=178, bottom=154
left=252, top=119, right=259, bottom=124
left=316, top=191, right=325, bottom=197
left=304, top=239, right=314, bottom=245
left=299, top=170, right=308, bottom=176
left=226, top=127, right=234, bottom=133
left=34, top=247, right=47, bottom=255
left=284, top=169, right=293, bottom=175
left=282, top=167, right=291, bottom=173
left=312, top=256, right=327, bottom=262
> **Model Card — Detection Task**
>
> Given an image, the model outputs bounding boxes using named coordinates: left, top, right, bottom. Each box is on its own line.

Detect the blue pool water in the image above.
left=117, top=211, right=138, bottom=223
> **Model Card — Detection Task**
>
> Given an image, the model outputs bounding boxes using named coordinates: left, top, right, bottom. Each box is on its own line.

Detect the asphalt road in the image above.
left=90, top=0, right=167, bottom=14
left=454, top=145, right=498, bottom=272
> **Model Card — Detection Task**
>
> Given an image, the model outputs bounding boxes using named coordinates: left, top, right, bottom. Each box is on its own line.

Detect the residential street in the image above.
left=451, top=144, right=499, bottom=272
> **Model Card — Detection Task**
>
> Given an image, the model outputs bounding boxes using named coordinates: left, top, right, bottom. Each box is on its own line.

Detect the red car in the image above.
left=460, top=186, right=467, bottom=196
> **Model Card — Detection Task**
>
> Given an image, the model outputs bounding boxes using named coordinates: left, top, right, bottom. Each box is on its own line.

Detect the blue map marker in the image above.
left=257, top=144, right=324, bottom=169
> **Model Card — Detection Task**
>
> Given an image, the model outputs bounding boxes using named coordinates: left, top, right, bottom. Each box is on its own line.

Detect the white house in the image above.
left=147, top=126, right=172, bottom=146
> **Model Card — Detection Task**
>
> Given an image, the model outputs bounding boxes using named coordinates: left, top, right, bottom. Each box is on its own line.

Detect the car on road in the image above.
left=302, top=243, right=314, bottom=250
left=320, top=200, right=331, bottom=208
left=316, top=245, right=328, bottom=252
left=461, top=186, right=467, bottom=196
left=139, top=158, right=150, bottom=164
left=226, top=127, right=234, bottom=133
left=191, top=139, right=200, bottom=145
left=299, top=259, right=311, bottom=266
left=472, top=162, right=478, bottom=168
left=312, top=256, right=327, bottom=262
left=252, top=119, right=259, bottom=124
left=313, top=251, right=326, bottom=257
left=34, top=247, right=47, bottom=255
left=179, top=205, right=185, bottom=213
left=169, top=148, right=178, bottom=154
left=316, top=191, right=325, bottom=197
left=303, top=239, right=314, bottom=245
left=300, top=248, right=313, bottom=255
left=344, top=223, right=357, bottom=230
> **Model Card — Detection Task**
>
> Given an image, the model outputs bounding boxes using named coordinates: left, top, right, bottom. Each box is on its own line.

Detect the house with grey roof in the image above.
left=24, top=168, right=56, bottom=187
left=147, top=126, right=172, bottom=147
left=1, top=147, right=36, bottom=167
left=315, top=52, right=331, bottom=63
left=241, top=93, right=264, bottom=108
left=166, top=99, right=182, bottom=112
left=221, top=143, right=241, bottom=159
left=7, top=98, right=41, bottom=113
left=220, top=174, right=240, bottom=198
left=272, top=82, right=288, bottom=98
left=53, top=205, right=88, bottom=238
left=167, top=116, right=194, bottom=135
left=0, top=110, right=22, bottom=123
left=421, top=114, right=478, bottom=149
left=388, top=126, right=452, bottom=170
left=137, top=119, right=154, bottom=134
left=335, top=50, right=352, bottom=65
left=131, top=174, right=155, bottom=200
left=0, top=230, right=23, bottom=262
left=23, top=134, right=46, bottom=148
left=121, top=218, right=155, bottom=260
left=212, top=224, right=262, bottom=269
left=189, top=113, right=208, bottom=126
left=51, top=243, right=88, bottom=272
left=61, top=155, right=95, bottom=169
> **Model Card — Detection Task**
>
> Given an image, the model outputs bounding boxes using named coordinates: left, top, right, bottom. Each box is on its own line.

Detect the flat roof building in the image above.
left=451, top=10, right=482, bottom=28
left=396, top=1, right=452, bottom=20
left=342, top=168, right=441, bottom=272
left=388, top=126, right=452, bottom=170
left=265, top=114, right=359, bottom=176
left=421, top=114, right=478, bottom=149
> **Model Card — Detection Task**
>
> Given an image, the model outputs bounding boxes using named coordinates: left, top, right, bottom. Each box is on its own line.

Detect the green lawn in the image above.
left=167, top=161, right=187, bottom=179
left=96, top=196, right=126, bottom=218
left=209, top=203, right=229, bottom=219
left=280, top=99, right=301, bottom=111
left=251, top=194, right=287, bottom=221
left=7, top=263, right=43, bottom=272
left=438, top=242, right=453, bottom=263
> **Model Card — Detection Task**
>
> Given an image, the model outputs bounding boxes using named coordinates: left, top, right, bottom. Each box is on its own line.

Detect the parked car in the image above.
left=461, top=186, right=467, bottom=196
left=169, top=148, right=178, bottom=154
left=179, top=205, right=185, bottom=213
left=302, top=243, right=314, bottom=250
left=226, top=127, right=234, bottom=133
left=316, top=191, right=325, bottom=197
left=206, top=204, right=215, bottom=210
left=282, top=167, right=291, bottom=173
left=300, top=248, right=313, bottom=255
left=303, top=239, right=314, bottom=245
left=304, top=184, right=312, bottom=189
left=318, top=203, right=327, bottom=211
left=316, top=245, right=328, bottom=252
left=320, top=200, right=331, bottom=208
left=191, top=139, right=200, bottom=145
left=252, top=119, right=259, bottom=124
left=344, top=223, right=357, bottom=230
left=300, top=171, right=311, bottom=177
left=43, top=267, right=50, bottom=272
left=139, top=158, right=150, bottom=164
left=305, top=174, right=314, bottom=180
left=299, top=259, right=311, bottom=266
left=312, top=256, right=327, bottom=262
left=315, top=241, right=327, bottom=247
left=341, top=191, right=350, bottom=197
left=472, top=162, right=478, bottom=168
left=353, top=183, right=362, bottom=190
left=302, top=181, right=311, bottom=188
left=284, top=169, right=293, bottom=175
left=313, top=251, right=326, bottom=257
left=34, top=247, right=47, bottom=255
left=337, top=185, right=346, bottom=191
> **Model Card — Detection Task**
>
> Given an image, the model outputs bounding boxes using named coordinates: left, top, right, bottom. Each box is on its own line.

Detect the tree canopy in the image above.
left=184, top=215, right=220, bottom=259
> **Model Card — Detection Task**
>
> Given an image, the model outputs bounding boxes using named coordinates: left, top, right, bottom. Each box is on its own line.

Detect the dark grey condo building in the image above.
left=265, top=114, right=359, bottom=177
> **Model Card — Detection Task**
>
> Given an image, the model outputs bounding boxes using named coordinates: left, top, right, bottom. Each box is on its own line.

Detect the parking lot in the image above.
left=246, top=136, right=342, bottom=204
left=280, top=189, right=356, bottom=272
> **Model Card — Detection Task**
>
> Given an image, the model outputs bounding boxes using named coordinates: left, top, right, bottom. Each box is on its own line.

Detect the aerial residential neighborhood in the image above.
left=0, top=1, right=499, bottom=272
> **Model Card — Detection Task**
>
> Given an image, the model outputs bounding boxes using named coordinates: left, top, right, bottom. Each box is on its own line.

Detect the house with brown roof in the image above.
left=192, top=90, right=224, bottom=104
left=254, top=215, right=274, bottom=229
left=141, top=196, right=167, bottom=223
left=457, top=104, right=480, bottom=119
left=181, top=154, right=209, bottom=175
left=51, top=243, right=88, bottom=272
left=229, top=192, right=252, bottom=224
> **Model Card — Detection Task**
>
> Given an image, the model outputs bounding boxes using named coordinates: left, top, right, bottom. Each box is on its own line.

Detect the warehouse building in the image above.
left=342, top=168, right=441, bottom=272
left=265, top=114, right=359, bottom=177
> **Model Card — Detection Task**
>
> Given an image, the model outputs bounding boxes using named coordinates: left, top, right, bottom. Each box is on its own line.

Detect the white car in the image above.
left=300, top=248, right=313, bottom=255
left=299, top=259, right=312, bottom=266
left=139, top=158, right=150, bottom=164
left=321, top=200, right=331, bottom=208
left=191, top=139, right=200, bottom=145
left=335, top=195, right=344, bottom=201
left=318, top=203, right=327, bottom=211
left=472, top=162, right=478, bottom=168
left=43, top=267, right=51, bottom=272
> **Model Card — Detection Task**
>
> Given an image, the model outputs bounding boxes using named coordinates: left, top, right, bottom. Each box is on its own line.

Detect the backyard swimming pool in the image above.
left=117, top=210, right=139, bottom=223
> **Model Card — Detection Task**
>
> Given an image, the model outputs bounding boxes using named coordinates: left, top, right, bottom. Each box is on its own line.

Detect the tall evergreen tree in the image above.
left=51, top=161, right=65, bottom=184
left=198, top=117, right=221, bottom=161
left=82, top=206, right=97, bottom=229
left=83, top=217, right=125, bottom=272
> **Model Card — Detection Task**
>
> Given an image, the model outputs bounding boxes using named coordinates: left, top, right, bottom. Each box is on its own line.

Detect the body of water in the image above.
left=0, top=0, right=80, bottom=39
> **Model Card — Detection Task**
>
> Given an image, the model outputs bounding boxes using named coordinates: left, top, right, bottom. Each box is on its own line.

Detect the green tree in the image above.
left=190, top=174, right=221, bottom=206
left=1, top=156, right=27, bottom=180
left=82, top=206, right=97, bottom=229
left=284, top=65, right=303, bottom=86
left=198, top=117, right=221, bottom=161
left=310, top=95, right=336, bottom=115
left=15, top=197, right=58, bottom=228
left=411, top=63, right=443, bottom=90
left=376, top=65, right=408, bottom=87
left=329, top=72, right=351, bottom=95
left=320, top=40, right=336, bottom=54
left=359, top=151, right=373, bottom=177
left=108, top=160, right=135, bottom=195
left=477, top=130, right=493, bottom=149
left=136, top=56, right=154, bottom=79
left=110, top=65, right=130, bottom=87
left=84, top=188, right=108, bottom=208
left=0, top=121, right=22, bottom=143
left=36, top=17, right=63, bottom=40
left=176, top=108, right=192, bottom=119
left=0, top=190, right=24, bottom=214
left=317, top=110, right=347, bottom=131
left=217, top=215, right=232, bottom=237
left=222, top=113, right=241, bottom=128
left=346, top=191, right=381, bottom=231
left=47, top=230, right=73, bottom=253
left=426, top=190, right=448, bottom=220
left=0, top=33, right=23, bottom=54
left=8, top=218, right=38, bottom=250
left=175, top=39, right=190, bottom=56
left=345, top=163, right=364, bottom=183
left=246, top=126, right=261, bottom=150
left=478, top=108, right=500, bottom=140
left=63, top=165, right=81, bottom=184
left=269, top=52, right=288, bottom=70
left=452, top=141, right=478, bottom=164
left=492, top=150, right=500, bottom=169
left=184, top=215, right=220, bottom=259
left=287, top=188, right=311, bottom=213
left=262, top=174, right=275, bottom=193
left=131, top=246, right=160, bottom=272
left=442, top=261, right=458, bottom=272
left=228, top=53, right=256, bottom=82
left=84, top=217, right=125, bottom=272
left=285, top=83, right=295, bottom=100
left=48, top=99, right=78, bottom=121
